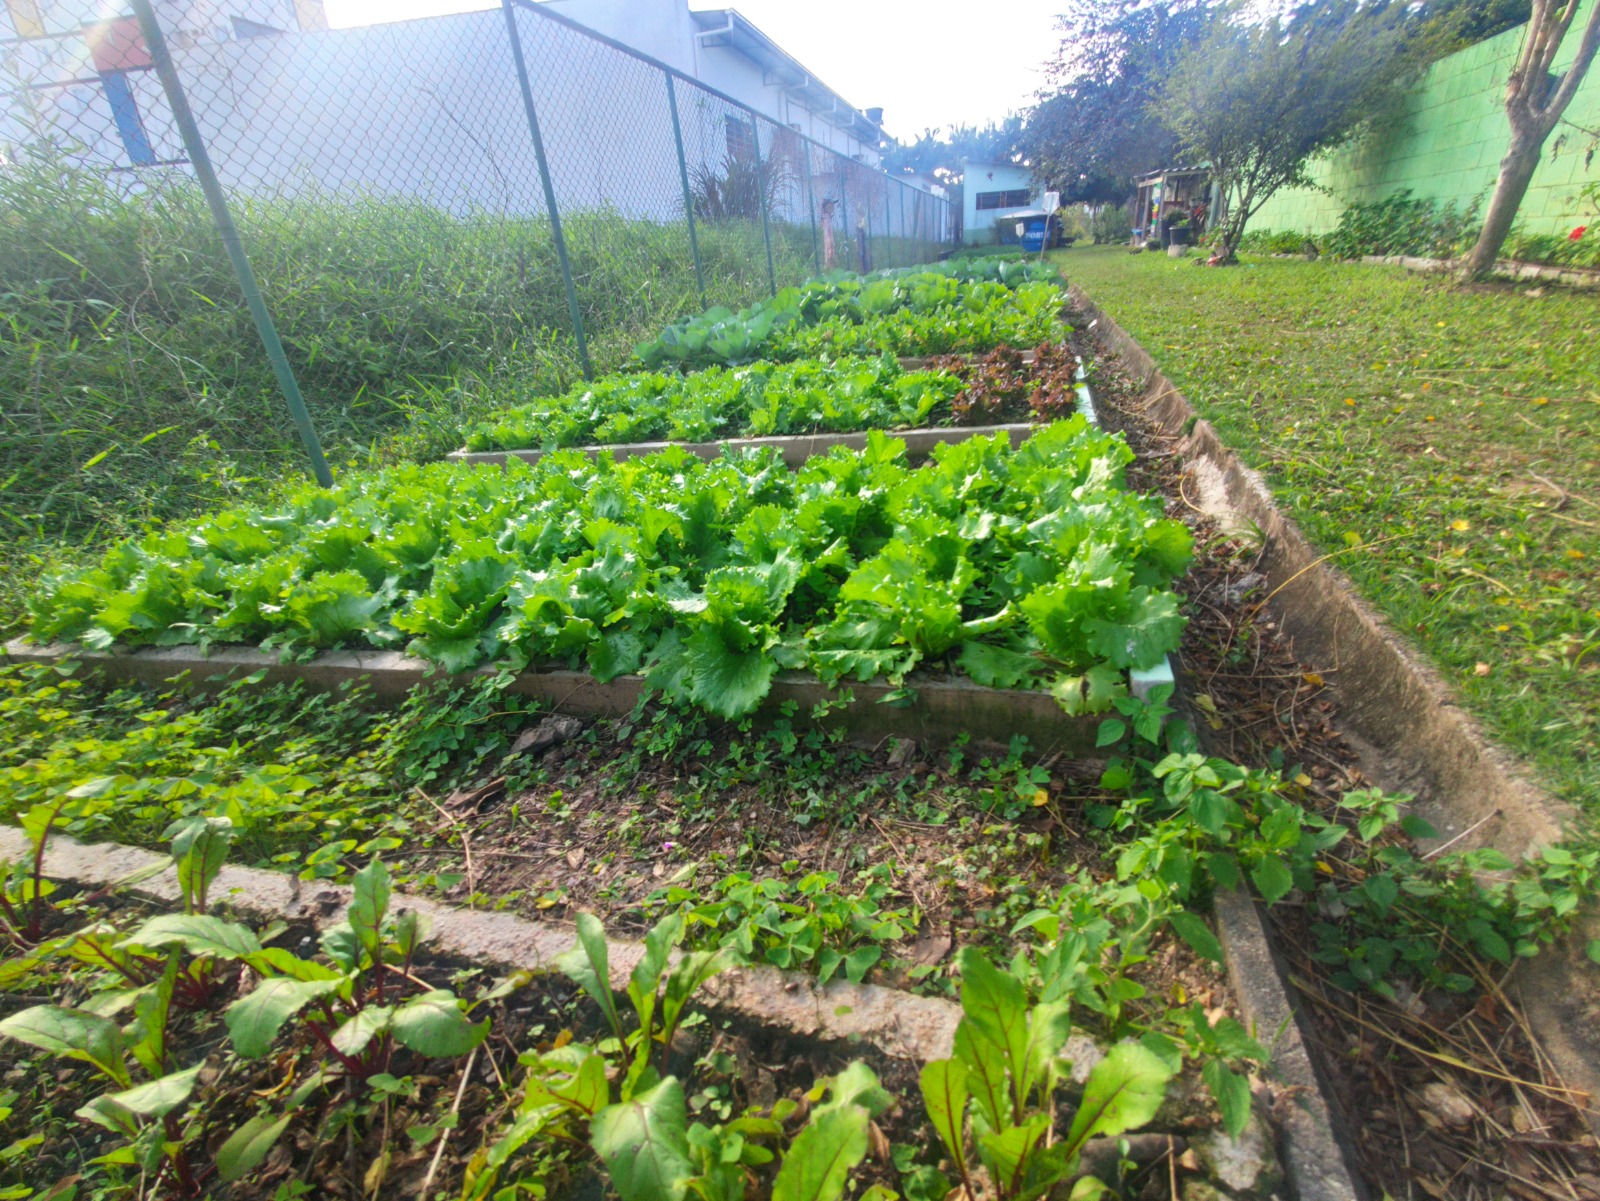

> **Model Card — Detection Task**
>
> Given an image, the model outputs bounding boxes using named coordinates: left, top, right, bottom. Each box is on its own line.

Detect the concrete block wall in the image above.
left=1248, top=1, right=1600, bottom=237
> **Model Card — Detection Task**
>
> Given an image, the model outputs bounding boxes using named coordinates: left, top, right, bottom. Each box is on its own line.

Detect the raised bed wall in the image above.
left=447, top=422, right=1036, bottom=470
left=1, top=638, right=1110, bottom=755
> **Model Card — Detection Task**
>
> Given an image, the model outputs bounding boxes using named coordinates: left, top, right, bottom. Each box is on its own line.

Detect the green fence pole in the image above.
left=665, top=74, right=706, bottom=308
left=839, top=162, right=853, bottom=271
left=803, top=149, right=821, bottom=274
left=502, top=0, right=591, bottom=379
left=130, top=0, right=332, bottom=487
left=749, top=115, right=777, bottom=295
left=898, top=183, right=908, bottom=266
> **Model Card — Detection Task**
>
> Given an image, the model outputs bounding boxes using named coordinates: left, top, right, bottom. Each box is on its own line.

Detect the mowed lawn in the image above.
left=1063, top=245, right=1599, bottom=815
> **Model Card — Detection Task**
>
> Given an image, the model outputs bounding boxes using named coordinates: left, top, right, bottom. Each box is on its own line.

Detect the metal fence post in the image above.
left=502, top=0, right=591, bottom=379
left=129, top=0, right=333, bottom=488
left=802, top=148, right=821, bottom=275
left=749, top=114, right=776, bottom=295
left=898, top=184, right=908, bottom=267
left=665, top=73, right=705, bottom=308
left=839, top=160, right=853, bottom=271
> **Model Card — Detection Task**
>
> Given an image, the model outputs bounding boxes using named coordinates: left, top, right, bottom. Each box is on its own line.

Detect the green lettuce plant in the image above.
left=31, top=426, right=1192, bottom=720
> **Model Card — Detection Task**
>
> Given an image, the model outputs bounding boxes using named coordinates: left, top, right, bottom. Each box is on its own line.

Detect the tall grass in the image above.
left=0, top=153, right=815, bottom=548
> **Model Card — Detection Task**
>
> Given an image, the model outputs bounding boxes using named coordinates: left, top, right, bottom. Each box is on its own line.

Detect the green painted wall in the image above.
left=1249, top=3, right=1600, bottom=237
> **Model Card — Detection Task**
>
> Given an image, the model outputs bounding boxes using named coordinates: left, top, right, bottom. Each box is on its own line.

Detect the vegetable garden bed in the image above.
left=0, top=820, right=1304, bottom=1201
left=17, top=415, right=1189, bottom=737
left=452, top=345, right=1080, bottom=466
left=632, top=269, right=1066, bottom=372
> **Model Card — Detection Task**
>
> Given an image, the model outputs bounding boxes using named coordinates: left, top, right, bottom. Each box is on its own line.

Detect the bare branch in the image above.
left=1537, top=0, right=1600, bottom=122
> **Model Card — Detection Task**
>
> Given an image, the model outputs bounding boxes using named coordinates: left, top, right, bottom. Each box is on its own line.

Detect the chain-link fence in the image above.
left=0, top=0, right=955, bottom=526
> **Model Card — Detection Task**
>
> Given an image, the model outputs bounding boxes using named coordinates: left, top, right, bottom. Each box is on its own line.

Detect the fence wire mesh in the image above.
left=0, top=0, right=954, bottom=527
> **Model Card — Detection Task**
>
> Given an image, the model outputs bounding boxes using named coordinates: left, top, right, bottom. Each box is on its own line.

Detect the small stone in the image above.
left=1076, top=1133, right=1186, bottom=1182
left=1152, top=1070, right=1213, bottom=1129
left=904, top=932, right=953, bottom=966
left=1062, top=1034, right=1105, bottom=1084
left=886, top=738, right=917, bottom=767
left=1216, top=572, right=1266, bottom=607
left=1190, top=1113, right=1283, bottom=1196
left=1419, top=1081, right=1476, bottom=1128
left=510, top=714, right=584, bottom=758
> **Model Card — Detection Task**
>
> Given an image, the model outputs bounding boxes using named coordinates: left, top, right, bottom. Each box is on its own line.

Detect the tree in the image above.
left=1458, top=0, right=1600, bottom=278
left=1159, top=1, right=1418, bottom=263
left=881, top=121, right=1026, bottom=182
left=1409, top=0, right=1531, bottom=56
left=1025, top=1, right=1215, bottom=200
left=880, top=121, right=1027, bottom=243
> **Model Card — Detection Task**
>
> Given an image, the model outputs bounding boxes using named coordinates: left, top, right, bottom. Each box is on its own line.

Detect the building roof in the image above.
left=689, top=8, right=886, bottom=145
left=1134, top=166, right=1209, bottom=183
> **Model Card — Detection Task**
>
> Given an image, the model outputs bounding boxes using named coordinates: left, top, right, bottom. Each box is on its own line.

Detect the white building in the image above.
left=540, top=0, right=887, bottom=165
left=2, top=0, right=949, bottom=242
left=1, top=0, right=327, bottom=168
left=961, top=158, right=1039, bottom=245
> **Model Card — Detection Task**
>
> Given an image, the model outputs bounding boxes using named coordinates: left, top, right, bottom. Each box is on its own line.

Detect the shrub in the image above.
left=1502, top=225, right=1600, bottom=270
left=1323, top=189, right=1480, bottom=259
left=1238, top=228, right=1317, bottom=254
left=1090, top=204, right=1132, bottom=245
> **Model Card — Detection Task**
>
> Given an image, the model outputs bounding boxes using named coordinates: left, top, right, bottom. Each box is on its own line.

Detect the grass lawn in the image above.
left=1062, top=244, right=1599, bottom=816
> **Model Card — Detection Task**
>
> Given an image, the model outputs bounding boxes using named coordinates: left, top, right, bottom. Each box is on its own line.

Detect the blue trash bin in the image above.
left=1017, top=213, right=1049, bottom=253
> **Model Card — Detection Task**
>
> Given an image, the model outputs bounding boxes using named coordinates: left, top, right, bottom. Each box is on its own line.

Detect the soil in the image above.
left=1072, top=310, right=1600, bottom=1201
left=398, top=711, right=1225, bottom=1029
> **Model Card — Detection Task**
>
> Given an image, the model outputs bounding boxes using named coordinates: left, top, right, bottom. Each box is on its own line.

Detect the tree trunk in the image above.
left=1459, top=128, right=1544, bottom=278
left=1213, top=187, right=1250, bottom=264
left=1456, top=0, right=1600, bottom=279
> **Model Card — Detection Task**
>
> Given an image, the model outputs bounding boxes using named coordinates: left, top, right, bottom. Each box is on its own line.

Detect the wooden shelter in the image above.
left=1131, top=167, right=1216, bottom=244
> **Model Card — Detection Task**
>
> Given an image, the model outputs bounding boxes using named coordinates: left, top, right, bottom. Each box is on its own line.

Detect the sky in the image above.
left=321, top=0, right=1065, bottom=139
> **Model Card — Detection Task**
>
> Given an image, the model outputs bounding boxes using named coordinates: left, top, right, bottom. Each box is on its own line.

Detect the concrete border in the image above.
left=1, top=638, right=1106, bottom=755
left=0, top=827, right=968, bottom=1066
left=447, top=422, right=1036, bottom=470
left=1357, top=254, right=1600, bottom=290
left=1215, top=888, right=1366, bottom=1201
left=897, top=347, right=1041, bottom=370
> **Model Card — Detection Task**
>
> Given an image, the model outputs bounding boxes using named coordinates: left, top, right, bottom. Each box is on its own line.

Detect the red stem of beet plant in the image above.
left=0, top=890, right=23, bottom=946
left=309, top=1006, right=368, bottom=1077
left=161, top=1113, right=202, bottom=1197
left=27, top=808, right=62, bottom=941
